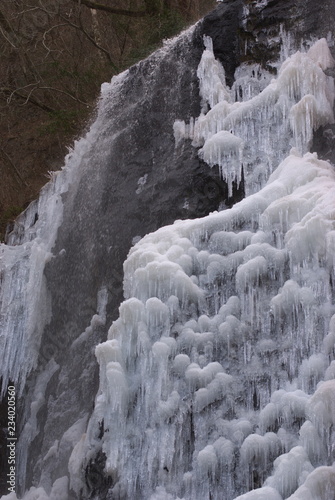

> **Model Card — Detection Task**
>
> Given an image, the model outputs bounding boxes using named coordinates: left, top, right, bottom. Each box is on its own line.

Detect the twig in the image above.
left=42, top=23, right=69, bottom=54
left=0, top=25, right=16, bottom=48
left=71, top=0, right=147, bottom=17
left=61, top=12, right=118, bottom=70
left=37, top=86, right=92, bottom=107
left=1, top=86, right=54, bottom=112
left=0, top=147, right=28, bottom=187
left=6, top=83, right=39, bottom=105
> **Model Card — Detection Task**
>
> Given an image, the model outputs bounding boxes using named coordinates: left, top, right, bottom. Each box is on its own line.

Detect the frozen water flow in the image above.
left=2, top=29, right=335, bottom=500
left=0, top=70, right=130, bottom=396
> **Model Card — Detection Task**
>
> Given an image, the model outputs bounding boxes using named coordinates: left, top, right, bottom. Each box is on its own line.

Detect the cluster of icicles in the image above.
left=4, top=35, right=335, bottom=500
left=175, top=36, right=335, bottom=197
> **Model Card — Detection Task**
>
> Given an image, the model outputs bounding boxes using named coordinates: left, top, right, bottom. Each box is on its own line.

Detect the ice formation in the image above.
left=77, top=37, right=335, bottom=500
left=0, top=156, right=72, bottom=395
left=2, top=24, right=335, bottom=500
left=0, top=70, right=130, bottom=396
left=174, top=37, right=335, bottom=196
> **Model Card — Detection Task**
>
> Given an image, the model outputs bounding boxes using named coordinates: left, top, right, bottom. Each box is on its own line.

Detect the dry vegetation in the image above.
left=0, top=0, right=216, bottom=239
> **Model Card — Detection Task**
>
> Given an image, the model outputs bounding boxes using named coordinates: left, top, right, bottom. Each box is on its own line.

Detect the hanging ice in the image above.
left=175, top=37, right=335, bottom=197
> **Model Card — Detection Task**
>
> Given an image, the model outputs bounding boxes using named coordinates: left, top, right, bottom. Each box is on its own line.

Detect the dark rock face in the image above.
left=312, top=123, right=335, bottom=165
left=4, top=0, right=335, bottom=498
left=203, top=0, right=335, bottom=81
left=202, top=0, right=244, bottom=86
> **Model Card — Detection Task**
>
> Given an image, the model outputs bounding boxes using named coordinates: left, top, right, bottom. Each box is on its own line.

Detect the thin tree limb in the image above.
left=35, top=86, right=92, bottom=107
left=4, top=82, right=91, bottom=109
left=42, top=23, right=69, bottom=54
left=0, top=147, right=28, bottom=186
left=1, top=86, right=55, bottom=113
left=0, top=25, right=17, bottom=48
left=70, top=0, right=147, bottom=17
left=60, top=13, right=118, bottom=70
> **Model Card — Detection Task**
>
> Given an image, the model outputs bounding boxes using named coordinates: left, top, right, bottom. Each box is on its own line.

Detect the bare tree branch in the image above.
left=5, top=82, right=38, bottom=104
left=3, top=82, right=91, bottom=109
left=70, top=0, right=147, bottom=17
left=0, top=147, right=28, bottom=186
left=0, top=6, right=44, bottom=81
left=60, top=13, right=118, bottom=70
left=1, top=86, right=55, bottom=113
left=42, top=23, right=69, bottom=54
left=0, top=7, right=15, bottom=36
left=0, top=25, right=17, bottom=48
left=34, top=86, right=92, bottom=107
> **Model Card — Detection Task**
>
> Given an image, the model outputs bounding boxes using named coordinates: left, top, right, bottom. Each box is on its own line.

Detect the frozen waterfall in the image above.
left=1, top=5, right=335, bottom=500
